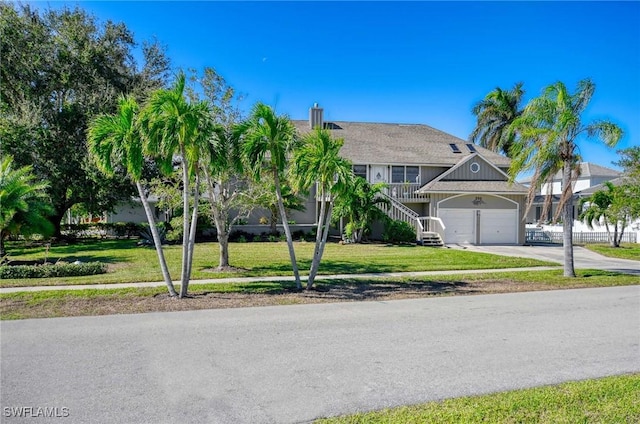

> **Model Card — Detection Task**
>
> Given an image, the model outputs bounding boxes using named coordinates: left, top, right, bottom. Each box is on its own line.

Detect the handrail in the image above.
left=379, top=192, right=424, bottom=237
left=418, top=216, right=446, bottom=232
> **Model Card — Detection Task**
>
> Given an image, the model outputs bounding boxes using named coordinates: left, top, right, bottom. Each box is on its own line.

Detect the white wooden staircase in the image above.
left=378, top=193, right=445, bottom=247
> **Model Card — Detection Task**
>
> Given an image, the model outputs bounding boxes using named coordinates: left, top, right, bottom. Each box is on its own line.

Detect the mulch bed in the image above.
left=0, top=279, right=573, bottom=320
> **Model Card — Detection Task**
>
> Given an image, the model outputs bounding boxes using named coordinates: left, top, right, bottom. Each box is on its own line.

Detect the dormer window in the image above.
left=449, top=143, right=462, bottom=153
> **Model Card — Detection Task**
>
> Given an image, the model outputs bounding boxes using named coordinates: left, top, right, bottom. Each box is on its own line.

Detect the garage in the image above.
left=440, top=208, right=518, bottom=245
left=479, top=209, right=517, bottom=244
left=441, top=209, right=475, bottom=244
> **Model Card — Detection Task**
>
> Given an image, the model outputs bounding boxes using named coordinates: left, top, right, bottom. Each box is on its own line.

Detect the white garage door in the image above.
left=441, top=209, right=475, bottom=244
left=441, top=208, right=518, bottom=245
left=480, top=209, right=517, bottom=244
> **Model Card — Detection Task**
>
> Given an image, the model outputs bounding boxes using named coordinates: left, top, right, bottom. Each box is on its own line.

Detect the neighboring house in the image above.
left=523, top=163, right=621, bottom=224
left=292, top=104, right=529, bottom=245
left=571, top=176, right=640, bottom=234
left=106, top=196, right=169, bottom=224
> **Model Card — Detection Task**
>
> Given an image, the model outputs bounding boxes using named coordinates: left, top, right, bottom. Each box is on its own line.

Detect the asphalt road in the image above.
left=2, top=286, right=639, bottom=423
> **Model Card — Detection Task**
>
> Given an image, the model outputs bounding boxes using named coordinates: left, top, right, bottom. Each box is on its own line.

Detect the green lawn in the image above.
left=584, top=243, right=640, bottom=261
left=315, top=374, right=640, bottom=423
left=0, top=239, right=554, bottom=287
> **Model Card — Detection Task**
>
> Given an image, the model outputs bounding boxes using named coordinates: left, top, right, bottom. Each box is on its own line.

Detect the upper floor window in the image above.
left=352, top=165, right=367, bottom=180
left=391, top=165, right=420, bottom=183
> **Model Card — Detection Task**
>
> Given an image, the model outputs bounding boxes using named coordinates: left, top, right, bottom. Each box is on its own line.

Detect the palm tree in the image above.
left=508, top=79, right=623, bottom=277
left=470, top=82, right=525, bottom=157
left=241, top=102, right=302, bottom=289
left=87, top=96, right=178, bottom=297
left=291, top=127, right=352, bottom=289
left=0, top=156, right=53, bottom=257
left=332, top=178, right=389, bottom=244
left=141, top=72, right=214, bottom=298
left=579, top=182, right=627, bottom=247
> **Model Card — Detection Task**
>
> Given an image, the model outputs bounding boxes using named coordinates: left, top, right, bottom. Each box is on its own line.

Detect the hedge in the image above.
left=0, top=262, right=108, bottom=279
left=382, top=219, right=417, bottom=244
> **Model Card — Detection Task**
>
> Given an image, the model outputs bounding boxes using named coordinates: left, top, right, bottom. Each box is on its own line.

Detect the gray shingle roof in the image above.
left=416, top=180, right=528, bottom=194
left=576, top=176, right=628, bottom=195
left=551, top=162, right=620, bottom=180
left=291, top=120, right=511, bottom=167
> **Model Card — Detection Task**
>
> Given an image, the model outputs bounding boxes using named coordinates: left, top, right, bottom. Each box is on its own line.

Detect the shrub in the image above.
left=61, top=224, right=91, bottom=239
left=229, top=230, right=253, bottom=242
left=292, top=229, right=314, bottom=241
left=138, top=225, right=168, bottom=247
left=0, top=262, right=108, bottom=279
left=382, top=219, right=416, bottom=244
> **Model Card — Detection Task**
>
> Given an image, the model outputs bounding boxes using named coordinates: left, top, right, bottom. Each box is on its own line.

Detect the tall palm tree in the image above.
left=88, top=96, right=178, bottom=297
left=241, top=102, right=302, bottom=289
left=141, top=72, right=214, bottom=298
left=0, top=156, right=53, bottom=257
left=508, top=79, right=623, bottom=277
left=470, top=82, right=525, bottom=157
left=291, top=127, right=352, bottom=289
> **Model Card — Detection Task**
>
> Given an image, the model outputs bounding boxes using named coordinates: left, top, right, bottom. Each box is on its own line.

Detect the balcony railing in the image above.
left=315, top=182, right=425, bottom=202
left=386, top=183, right=423, bottom=202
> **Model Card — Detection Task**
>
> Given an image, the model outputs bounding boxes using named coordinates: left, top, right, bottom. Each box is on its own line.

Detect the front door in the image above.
left=371, top=166, right=388, bottom=184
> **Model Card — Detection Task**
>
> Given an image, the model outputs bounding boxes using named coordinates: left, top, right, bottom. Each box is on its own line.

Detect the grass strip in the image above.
left=583, top=243, right=640, bottom=261
left=315, top=373, right=640, bottom=423
left=1, top=269, right=636, bottom=320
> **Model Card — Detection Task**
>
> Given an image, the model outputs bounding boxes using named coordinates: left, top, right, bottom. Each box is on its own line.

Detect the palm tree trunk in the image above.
left=616, top=218, right=627, bottom=248
left=308, top=199, right=333, bottom=290
left=562, top=165, right=576, bottom=277
left=136, top=182, right=177, bottom=297
left=274, top=172, right=301, bottom=289
left=185, top=173, right=200, bottom=291
left=604, top=221, right=613, bottom=246
left=180, top=159, right=191, bottom=298
left=307, top=192, right=326, bottom=289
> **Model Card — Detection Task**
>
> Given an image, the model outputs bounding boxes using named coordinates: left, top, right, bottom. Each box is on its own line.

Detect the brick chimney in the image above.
left=309, top=103, right=323, bottom=129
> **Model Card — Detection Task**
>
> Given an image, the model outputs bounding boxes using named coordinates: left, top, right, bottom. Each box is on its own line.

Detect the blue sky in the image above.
left=31, top=1, right=640, bottom=171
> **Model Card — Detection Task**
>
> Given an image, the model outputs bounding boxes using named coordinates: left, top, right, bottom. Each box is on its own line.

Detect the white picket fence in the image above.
left=526, top=229, right=637, bottom=244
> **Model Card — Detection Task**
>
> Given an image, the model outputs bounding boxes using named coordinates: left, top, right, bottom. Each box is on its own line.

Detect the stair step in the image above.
left=418, top=231, right=444, bottom=247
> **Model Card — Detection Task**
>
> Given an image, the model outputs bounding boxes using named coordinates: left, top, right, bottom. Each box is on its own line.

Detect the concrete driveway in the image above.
left=453, top=244, right=639, bottom=275
left=2, top=286, right=639, bottom=423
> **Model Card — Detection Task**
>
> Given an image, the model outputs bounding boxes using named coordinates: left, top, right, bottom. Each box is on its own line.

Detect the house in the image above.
left=523, top=163, right=621, bottom=224
left=103, top=104, right=529, bottom=245
left=291, top=104, right=529, bottom=245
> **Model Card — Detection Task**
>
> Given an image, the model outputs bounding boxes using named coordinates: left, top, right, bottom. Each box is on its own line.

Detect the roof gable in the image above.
left=416, top=153, right=527, bottom=194
left=441, top=153, right=508, bottom=182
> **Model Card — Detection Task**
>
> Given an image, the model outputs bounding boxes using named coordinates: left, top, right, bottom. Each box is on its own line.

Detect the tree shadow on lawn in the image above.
left=306, top=280, right=477, bottom=300
left=5, top=239, right=139, bottom=257
left=4, top=254, right=122, bottom=266
left=249, top=260, right=403, bottom=276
